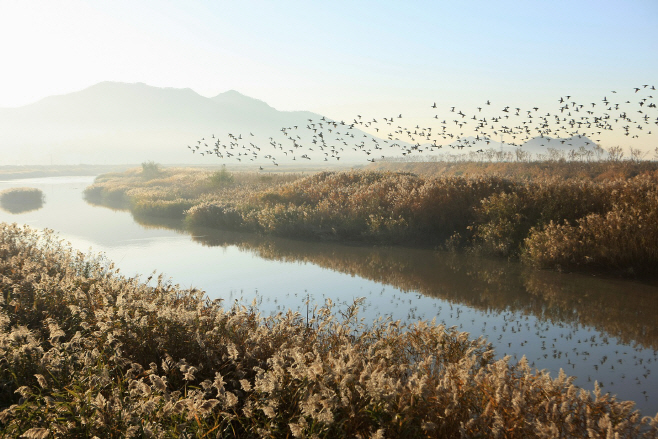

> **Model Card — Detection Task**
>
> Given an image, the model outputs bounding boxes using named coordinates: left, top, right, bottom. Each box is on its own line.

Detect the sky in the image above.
left=1, top=0, right=657, bottom=151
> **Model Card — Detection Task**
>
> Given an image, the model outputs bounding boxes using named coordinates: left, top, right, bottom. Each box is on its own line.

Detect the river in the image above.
left=1, top=175, right=657, bottom=416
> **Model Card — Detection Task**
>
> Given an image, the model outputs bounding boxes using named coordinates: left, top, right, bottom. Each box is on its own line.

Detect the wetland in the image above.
left=0, top=173, right=656, bottom=419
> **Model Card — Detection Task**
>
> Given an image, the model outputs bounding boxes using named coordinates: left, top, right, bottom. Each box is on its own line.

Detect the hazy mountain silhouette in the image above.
left=0, top=82, right=327, bottom=165
left=442, top=136, right=504, bottom=151
left=419, top=135, right=600, bottom=160
left=520, top=135, right=599, bottom=153
left=0, top=82, right=604, bottom=166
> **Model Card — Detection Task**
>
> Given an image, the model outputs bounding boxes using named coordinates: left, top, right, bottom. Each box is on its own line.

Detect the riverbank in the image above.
left=1, top=223, right=656, bottom=437
left=0, top=165, right=136, bottom=181
left=84, top=163, right=658, bottom=277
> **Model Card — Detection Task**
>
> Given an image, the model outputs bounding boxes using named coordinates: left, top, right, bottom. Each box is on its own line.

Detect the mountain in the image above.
left=0, top=83, right=606, bottom=166
left=520, top=135, right=599, bottom=153
left=0, top=82, right=327, bottom=165
left=210, top=90, right=276, bottom=114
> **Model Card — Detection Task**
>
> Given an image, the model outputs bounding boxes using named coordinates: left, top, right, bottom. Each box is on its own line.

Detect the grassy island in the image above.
left=83, top=162, right=658, bottom=277
left=1, top=223, right=656, bottom=437
left=0, top=187, right=45, bottom=214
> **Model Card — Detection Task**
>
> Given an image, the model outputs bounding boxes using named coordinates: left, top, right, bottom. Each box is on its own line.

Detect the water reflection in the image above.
left=171, top=220, right=658, bottom=416
left=0, top=176, right=655, bottom=415
left=183, top=224, right=658, bottom=351
left=152, top=219, right=658, bottom=415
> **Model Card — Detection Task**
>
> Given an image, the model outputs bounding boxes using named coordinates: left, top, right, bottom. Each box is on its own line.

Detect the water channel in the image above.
left=1, top=175, right=657, bottom=416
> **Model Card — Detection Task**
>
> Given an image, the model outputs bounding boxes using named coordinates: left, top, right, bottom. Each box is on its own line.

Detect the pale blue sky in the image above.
left=1, top=0, right=656, bottom=149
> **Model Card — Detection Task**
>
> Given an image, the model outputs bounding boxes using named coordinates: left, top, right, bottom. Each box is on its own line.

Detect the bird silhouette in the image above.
left=186, top=84, right=656, bottom=168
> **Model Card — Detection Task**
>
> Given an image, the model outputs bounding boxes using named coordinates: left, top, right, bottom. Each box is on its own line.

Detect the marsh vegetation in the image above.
left=0, top=187, right=44, bottom=214
left=84, top=162, right=658, bottom=277
left=1, top=223, right=657, bottom=438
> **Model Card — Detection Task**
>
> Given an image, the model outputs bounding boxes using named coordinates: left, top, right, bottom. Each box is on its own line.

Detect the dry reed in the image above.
left=84, top=166, right=658, bottom=276
left=1, top=223, right=657, bottom=437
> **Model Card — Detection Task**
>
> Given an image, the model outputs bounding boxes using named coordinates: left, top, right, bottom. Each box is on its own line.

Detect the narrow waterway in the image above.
left=1, top=175, right=656, bottom=416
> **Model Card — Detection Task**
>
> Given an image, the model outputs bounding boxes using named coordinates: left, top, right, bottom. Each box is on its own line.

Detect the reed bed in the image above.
left=367, top=160, right=658, bottom=181
left=84, top=166, right=658, bottom=276
left=0, top=188, right=43, bottom=205
left=1, top=223, right=656, bottom=438
left=0, top=188, right=44, bottom=214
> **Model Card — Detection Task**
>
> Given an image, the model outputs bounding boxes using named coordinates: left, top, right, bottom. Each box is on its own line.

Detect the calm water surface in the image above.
left=1, top=176, right=657, bottom=416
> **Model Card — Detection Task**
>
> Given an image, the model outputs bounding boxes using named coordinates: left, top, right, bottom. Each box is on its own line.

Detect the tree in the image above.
left=629, top=147, right=648, bottom=163
left=141, top=161, right=161, bottom=179
left=592, top=145, right=605, bottom=161
left=606, top=146, right=624, bottom=162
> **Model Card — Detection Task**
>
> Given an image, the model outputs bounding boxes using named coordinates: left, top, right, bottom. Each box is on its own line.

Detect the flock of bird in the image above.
left=187, top=86, right=657, bottom=167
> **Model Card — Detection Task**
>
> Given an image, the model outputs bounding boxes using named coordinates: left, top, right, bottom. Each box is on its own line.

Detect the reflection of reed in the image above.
left=130, top=211, right=187, bottom=232
left=0, top=187, right=44, bottom=214
left=98, top=203, right=658, bottom=350
left=83, top=185, right=129, bottom=210
left=183, top=224, right=658, bottom=350
left=521, top=272, right=658, bottom=350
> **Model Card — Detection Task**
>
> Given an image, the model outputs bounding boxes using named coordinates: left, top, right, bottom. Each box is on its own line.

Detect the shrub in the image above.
left=141, top=161, right=161, bottom=179
left=209, top=166, right=235, bottom=186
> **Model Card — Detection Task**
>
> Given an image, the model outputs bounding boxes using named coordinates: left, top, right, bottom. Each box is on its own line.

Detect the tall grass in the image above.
left=522, top=182, right=658, bottom=275
left=0, top=187, right=44, bottom=214
left=368, top=160, right=658, bottom=181
left=187, top=171, right=517, bottom=244
left=0, top=187, right=44, bottom=205
left=84, top=165, right=658, bottom=276
left=1, top=223, right=656, bottom=437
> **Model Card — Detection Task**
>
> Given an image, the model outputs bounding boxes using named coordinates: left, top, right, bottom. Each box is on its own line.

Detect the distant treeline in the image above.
left=368, top=157, right=658, bottom=180
left=84, top=162, right=658, bottom=277
left=377, top=144, right=658, bottom=165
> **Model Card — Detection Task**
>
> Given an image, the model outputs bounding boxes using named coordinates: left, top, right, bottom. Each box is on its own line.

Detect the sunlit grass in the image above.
left=1, top=223, right=656, bottom=437
left=84, top=164, right=658, bottom=277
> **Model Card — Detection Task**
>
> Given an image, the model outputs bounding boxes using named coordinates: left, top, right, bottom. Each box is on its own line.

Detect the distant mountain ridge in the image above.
left=210, top=89, right=276, bottom=112
left=0, top=82, right=604, bottom=166
left=0, top=82, right=323, bottom=165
